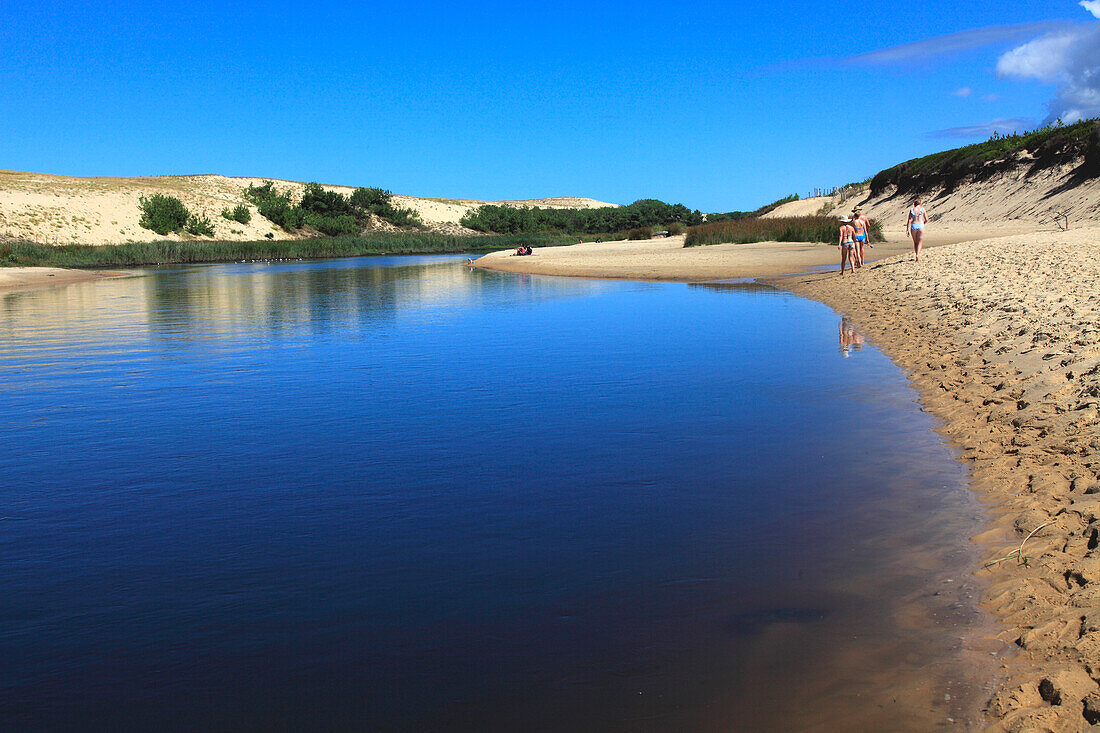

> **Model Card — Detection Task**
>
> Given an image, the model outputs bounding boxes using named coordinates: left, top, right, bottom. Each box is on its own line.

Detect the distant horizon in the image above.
left=2, top=1, right=1098, bottom=212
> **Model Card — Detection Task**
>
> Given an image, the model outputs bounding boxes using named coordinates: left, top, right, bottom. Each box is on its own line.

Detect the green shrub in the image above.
left=303, top=213, right=360, bottom=236
left=138, top=194, right=190, bottom=235
left=301, top=182, right=353, bottom=216
left=349, top=187, right=422, bottom=228
left=627, top=227, right=652, bottom=240
left=350, top=187, right=391, bottom=210
left=221, top=203, right=251, bottom=224
left=667, top=222, right=684, bottom=236
left=1083, top=123, right=1100, bottom=179
left=244, top=181, right=304, bottom=231
left=378, top=204, right=422, bottom=227
left=185, top=214, right=215, bottom=237
left=460, top=199, right=704, bottom=235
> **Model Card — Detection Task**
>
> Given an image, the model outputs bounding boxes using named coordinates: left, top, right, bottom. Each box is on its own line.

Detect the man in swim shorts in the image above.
left=838, top=217, right=856, bottom=274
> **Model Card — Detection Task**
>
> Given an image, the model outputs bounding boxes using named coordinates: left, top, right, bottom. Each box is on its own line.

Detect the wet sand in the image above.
left=0, top=267, right=129, bottom=292
left=770, top=228, right=1100, bottom=731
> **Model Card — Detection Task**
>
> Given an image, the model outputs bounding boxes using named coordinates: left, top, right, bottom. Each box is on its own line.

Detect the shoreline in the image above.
left=0, top=267, right=131, bottom=292
left=762, top=229, right=1100, bottom=731
left=478, top=226, right=1100, bottom=729
left=473, top=226, right=1037, bottom=282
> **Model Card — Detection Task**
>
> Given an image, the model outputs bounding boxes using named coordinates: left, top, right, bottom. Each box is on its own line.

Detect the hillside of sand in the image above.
left=765, top=159, right=1100, bottom=240
left=0, top=170, right=618, bottom=245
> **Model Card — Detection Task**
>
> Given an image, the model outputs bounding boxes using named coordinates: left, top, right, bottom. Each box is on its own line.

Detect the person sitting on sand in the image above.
left=906, top=198, right=928, bottom=262
left=838, top=217, right=856, bottom=274
left=512, top=245, right=533, bottom=256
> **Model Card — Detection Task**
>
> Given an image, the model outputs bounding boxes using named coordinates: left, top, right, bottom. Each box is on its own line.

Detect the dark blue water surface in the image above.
left=0, top=257, right=993, bottom=730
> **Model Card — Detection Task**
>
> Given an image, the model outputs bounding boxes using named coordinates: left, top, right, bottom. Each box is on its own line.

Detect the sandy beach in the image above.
left=476, top=232, right=954, bottom=280
left=478, top=224, right=1100, bottom=730
left=770, top=228, right=1100, bottom=731
left=0, top=267, right=129, bottom=292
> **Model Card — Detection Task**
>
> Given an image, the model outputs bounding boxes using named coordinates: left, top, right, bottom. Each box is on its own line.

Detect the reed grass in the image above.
left=684, top=216, right=882, bottom=247
left=0, top=233, right=575, bottom=268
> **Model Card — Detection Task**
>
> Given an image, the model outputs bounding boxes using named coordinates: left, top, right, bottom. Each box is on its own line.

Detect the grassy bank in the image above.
left=0, top=233, right=577, bottom=268
left=684, top=216, right=882, bottom=247
left=870, top=118, right=1100, bottom=196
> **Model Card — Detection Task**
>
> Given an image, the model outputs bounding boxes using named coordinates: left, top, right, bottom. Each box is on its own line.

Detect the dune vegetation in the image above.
left=459, top=198, right=703, bottom=236
left=0, top=233, right=575, bottom=268
left=684, top=216, right=882, bottom=247
left=871, top=118, right=1100, bottom=197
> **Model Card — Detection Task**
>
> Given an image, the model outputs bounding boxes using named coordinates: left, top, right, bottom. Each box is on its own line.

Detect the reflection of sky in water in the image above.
left=0, top=259, right=989, bottom=730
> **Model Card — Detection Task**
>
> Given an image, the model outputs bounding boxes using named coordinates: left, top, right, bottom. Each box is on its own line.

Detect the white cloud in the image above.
left=952, top=87, right=973, bottom=97
left=1082, top=1, right=1100, bottom=19
left=845, top=22, right=1064, bottom=65
left=996, top=32, right=1081, bottom=83
left=997, top=20, right=1100, bottom=122
left=928, top=118, right=1033, bottom=139
left=983, top=94, right=1000, bottom=102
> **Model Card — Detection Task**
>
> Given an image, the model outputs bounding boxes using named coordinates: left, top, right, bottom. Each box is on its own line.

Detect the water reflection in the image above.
left=687, top=281, right=778, bottom=296
left=839, top=316, right=865, bottom=357
left=0, top=261, right=994, bottom=731
left=0, top=257, right=614, bottom=352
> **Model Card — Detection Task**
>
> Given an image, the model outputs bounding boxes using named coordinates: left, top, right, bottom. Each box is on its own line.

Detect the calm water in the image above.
left=0, top=257, right=993, bottom=730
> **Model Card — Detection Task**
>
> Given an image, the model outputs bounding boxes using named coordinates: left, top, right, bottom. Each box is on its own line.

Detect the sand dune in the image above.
left=0, top=170, right=617, bottom=245
left=767, top=163, right=1100, bottom=240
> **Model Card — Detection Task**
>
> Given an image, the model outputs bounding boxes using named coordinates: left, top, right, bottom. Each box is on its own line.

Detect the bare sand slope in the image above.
left=768, top=227, right=1100, bottom=732
left=0, top=170, right=616, bottom=244
left=476, top=232, right=950, bottom=280
left=767, top=165, right=1100, bottom=241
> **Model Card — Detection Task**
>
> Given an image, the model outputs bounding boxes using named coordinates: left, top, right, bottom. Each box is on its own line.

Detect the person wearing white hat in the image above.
left=838, top=216, right=856, bottom=274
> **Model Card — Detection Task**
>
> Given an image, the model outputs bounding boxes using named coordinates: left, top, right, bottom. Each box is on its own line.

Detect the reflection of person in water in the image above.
left=838, top=317, right=864, bottom=357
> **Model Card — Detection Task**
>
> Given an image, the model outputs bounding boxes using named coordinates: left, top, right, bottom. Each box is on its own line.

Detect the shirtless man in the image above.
left=838, top=217, right=856, bottom=274
left=851, top=206, right=871, bottom=266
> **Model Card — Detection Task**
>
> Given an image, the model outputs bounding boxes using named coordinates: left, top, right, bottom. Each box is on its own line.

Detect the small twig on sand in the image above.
left=984, top=520, right=1057, bottom=569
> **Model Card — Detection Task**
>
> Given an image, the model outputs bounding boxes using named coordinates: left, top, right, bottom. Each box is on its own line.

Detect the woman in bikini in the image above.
left=851, top=211, right=870, bottom=267
left=906, top=198, right=927, bottom=261
left=838, top=217, right=856, bottom=274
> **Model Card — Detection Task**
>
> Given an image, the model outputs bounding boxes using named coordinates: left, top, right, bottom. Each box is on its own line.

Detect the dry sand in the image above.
left=477, top=230, right=966, bottom=280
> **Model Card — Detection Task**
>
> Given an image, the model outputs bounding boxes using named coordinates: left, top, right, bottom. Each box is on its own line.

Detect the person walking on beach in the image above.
left=906, top=198, right=928, bottom=261
left=852, top=205, right=872, bottom=265
left=838, top=216, right=856, bottom=274
left=851, top=208, right=870, bottom=267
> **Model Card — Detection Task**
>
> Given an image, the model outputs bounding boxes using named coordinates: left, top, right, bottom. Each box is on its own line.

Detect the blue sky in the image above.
left=2, top=0, right=1097, bottom=211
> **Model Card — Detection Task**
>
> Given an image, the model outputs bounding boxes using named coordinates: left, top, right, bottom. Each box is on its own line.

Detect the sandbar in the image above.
left=0, top=267, right=129, bottom=292
left=475, top=231, right=991, bottom=281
